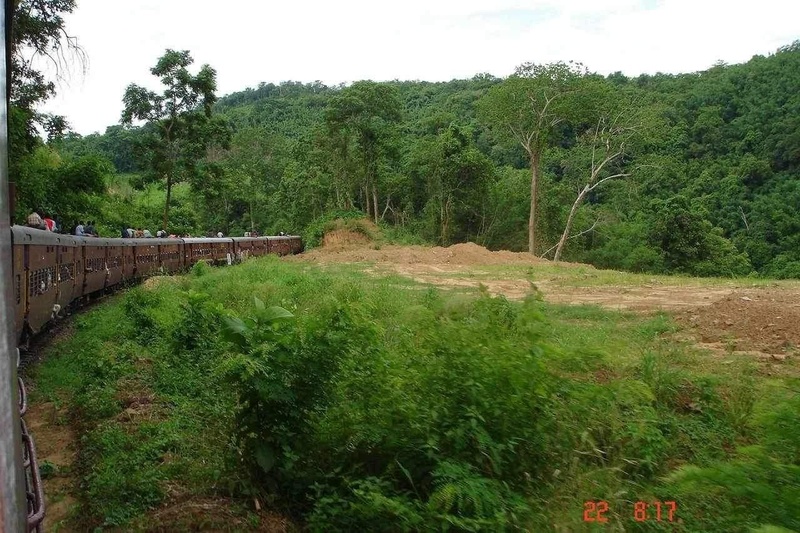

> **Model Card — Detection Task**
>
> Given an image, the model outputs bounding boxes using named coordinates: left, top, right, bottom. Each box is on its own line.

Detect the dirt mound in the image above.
left=322, top=228, right=372, bottom=249
left=676, top=289, right=800, bottom=355
left=299, top=240, right=586, bottom=268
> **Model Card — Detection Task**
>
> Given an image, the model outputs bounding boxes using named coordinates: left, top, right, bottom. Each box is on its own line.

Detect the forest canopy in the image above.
left=16, top=39, right=800, bottom=278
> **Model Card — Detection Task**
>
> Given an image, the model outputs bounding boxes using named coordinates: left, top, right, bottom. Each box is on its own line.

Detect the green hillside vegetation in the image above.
left=17, top=42, right=797, bottom=277
left=30, top=258, right=800, bottom=530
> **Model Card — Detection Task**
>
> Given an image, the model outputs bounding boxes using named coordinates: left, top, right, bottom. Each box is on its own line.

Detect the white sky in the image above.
left=38, top=0, right=800, bottom=135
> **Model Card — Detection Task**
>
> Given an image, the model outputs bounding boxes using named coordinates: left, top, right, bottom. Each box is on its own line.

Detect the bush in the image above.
left=219, top=285, right=556, bottom=530
left=302, top=209, right=370, bottom=248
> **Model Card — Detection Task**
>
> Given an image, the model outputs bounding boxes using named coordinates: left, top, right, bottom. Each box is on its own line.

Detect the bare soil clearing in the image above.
left=293, top=236, right=800, bottom=363
left=675, top=290, right=800, bottom=355
left=293, top=237, right=799, bottom=310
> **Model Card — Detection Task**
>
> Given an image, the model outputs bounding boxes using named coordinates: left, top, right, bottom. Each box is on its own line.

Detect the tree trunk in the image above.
left=554, top=185, right=589, bottom=262
left=363, top=184, right=370, bottom=218
left=250, top=199, right=255, bottom=232
left=440, top=197, right=446, bottom=244
left=162, top=174, right=172, bottom=231
left=372, top=184, right=378, bottom=224
left=528, top=150, right=540, bottom=254
left=442, top=195, right=452, bottom=245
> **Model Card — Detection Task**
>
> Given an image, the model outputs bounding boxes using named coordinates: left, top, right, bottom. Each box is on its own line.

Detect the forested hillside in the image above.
left=19, top=42, right=800, bottom=278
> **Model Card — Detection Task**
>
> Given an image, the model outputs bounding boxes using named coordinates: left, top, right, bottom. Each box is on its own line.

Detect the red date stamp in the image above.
left=584, top=500, right=677, bottom=523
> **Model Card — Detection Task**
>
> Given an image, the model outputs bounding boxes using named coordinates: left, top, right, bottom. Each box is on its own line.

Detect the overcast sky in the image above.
left=37, top=0, right=800, bottom=135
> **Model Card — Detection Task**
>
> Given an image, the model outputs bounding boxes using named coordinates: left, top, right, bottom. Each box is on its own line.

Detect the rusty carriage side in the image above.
left=81, top=236, right=113, bottom=295
left=288, top=235, right=303, bottom=255
left=182, top=238, right=234, bottom=266
left=80, top=236, right=138, bottom=294
left=11, top=227, right=74, bottom=339
left=267, top=235, right=293, bottom=256
left=129, top=238, right=159, bottom=278
left=157, top=238, right=184, bottom=274
left=231, top=237, right=261, bottom=261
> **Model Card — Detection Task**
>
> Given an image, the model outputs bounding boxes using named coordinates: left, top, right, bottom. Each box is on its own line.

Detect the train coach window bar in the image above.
left=29, top=267, right=55, bottom=296
left=86, top=257, right=104, bottom=272
left=59, top=263, right=75, bottom=283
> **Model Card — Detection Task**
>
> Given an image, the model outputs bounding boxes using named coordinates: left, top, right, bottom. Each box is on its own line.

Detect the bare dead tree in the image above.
left=552, top=104, right=646, bottom=262
left=543, top=219, right=600, bottom=259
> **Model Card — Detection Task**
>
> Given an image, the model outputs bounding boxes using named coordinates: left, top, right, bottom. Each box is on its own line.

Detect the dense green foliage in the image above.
left=120, top=49, right=230, bottom=231
left=27, top=41, right=798, bottom=277
left=30, top=259, right=800, bottom=530
left=7, top=0, right=89, bottom=224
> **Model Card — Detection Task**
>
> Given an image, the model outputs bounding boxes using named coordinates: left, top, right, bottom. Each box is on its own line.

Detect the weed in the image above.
left=26, top=257, right=800, bottom=531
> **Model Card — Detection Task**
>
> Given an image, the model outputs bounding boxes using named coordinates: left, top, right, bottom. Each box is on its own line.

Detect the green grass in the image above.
left=386, top=262, right=800, bottom=289
left=28, top=257, right=800, bottom=531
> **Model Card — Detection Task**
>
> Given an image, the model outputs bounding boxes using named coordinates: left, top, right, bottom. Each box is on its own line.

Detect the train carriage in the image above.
left=268, top=236, right=292, bottom=256
left=183, top=238, right=234, bottom=265
left=82, top=237, right=111, bottom=295
left=105, top=239, right=127, bottom=287
left=211, top=239, right=234, bottom=264
left=12, top=228, right=62, bottom=336
left=158, top=238, right=184, bottom=274
left=132, top=239, right=160, bottom=277
left=251, top=237, right=269, bottom=256
left=231, top=237, right=259, bottom=261
left=289, top=236, right=303, bottom=254
left=10, top=226, right=302, bottom=344
left=122, top=239, right=137, bottom=280
left=56, top=234, right=81, bottom=313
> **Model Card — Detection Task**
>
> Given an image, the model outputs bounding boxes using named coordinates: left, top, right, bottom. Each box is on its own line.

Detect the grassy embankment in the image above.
left=29, top=257, right=800, bottom=531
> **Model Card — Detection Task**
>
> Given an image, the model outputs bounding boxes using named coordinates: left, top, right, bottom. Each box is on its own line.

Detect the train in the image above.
left=11, top=225, right=303, bottom=345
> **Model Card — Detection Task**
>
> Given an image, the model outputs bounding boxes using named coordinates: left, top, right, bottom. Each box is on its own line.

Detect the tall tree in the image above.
left=324, top=81, right=401, bottom=223
left=478, top=61, right=585, bottom=254
left=7, top=0, right=85, bottom=200
left=407, top=124, right=493, bottom=244
left=552, top=85, right=658, bottom=261
left=121, top=49, right=228, bottom=230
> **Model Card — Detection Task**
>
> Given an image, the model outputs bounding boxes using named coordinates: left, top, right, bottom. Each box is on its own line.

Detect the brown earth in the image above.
left=25, top=399, right=79, bottom=531
left=386, top=263, right=737, bottom=311
left=294, top=236, right=800, bottom=364
left=675, top=290, right=800, bottom=356
left=295, top=239, right=583, bottom=267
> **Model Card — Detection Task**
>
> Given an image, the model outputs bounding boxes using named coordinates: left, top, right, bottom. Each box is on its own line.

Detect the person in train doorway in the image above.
left=26, top=209, right=46, bottom=229
left=43, top=213, right=56, bottom=232
left=74, top=221, right=86, bottom=236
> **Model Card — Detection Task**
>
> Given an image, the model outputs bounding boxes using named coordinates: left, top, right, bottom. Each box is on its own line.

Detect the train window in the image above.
left=29, top=267, right=56, bottom=297
left=59, top=264, right=75, bottom=283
